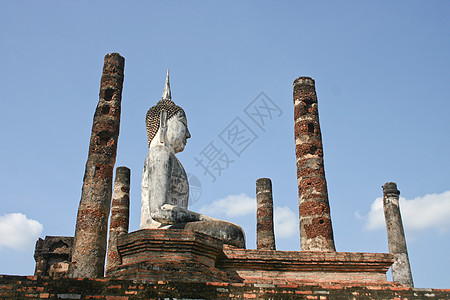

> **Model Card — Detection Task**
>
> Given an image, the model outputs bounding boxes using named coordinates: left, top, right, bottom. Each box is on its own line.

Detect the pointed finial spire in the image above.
left=162, top=68, right=172, bottom=100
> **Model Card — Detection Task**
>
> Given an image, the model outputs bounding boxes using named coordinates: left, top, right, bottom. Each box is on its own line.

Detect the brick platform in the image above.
left=106, top=229, right=395, bottom=286
left=219, top=246, right=395, bottom=285
left=20, top=229, right=449, bottom=299
left=1, top=275, right=449, bottom=299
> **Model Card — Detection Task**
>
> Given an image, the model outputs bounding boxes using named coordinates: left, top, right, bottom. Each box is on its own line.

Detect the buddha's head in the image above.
left=146, top=70, right=191, bottom=153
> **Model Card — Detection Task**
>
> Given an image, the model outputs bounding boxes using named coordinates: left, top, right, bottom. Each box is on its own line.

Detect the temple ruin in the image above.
left=1, top=53, right=448, bottom=299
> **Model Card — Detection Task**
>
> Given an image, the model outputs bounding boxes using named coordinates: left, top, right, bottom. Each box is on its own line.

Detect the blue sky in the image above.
left=0, top=1, right=449, bottom=288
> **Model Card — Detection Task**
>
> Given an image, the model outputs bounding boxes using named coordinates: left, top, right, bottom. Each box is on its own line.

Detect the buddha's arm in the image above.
left=148, top=146, right=216, bottom=224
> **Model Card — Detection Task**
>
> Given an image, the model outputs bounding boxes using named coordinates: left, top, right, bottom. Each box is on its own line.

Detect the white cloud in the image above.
left=359, top=190, right=450, bottom=234
left=199, top=193, right=256, bottom=217
left=363, top=197, right=384, bottom=230
left=200, top=194, right=298, bottom=239
left=0, top=213, right=43, bottom=251
left=274, top=206, right=297, bottom=238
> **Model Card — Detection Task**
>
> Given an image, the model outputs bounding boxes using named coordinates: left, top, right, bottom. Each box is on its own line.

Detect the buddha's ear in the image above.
left=159, top=109, right=168, bottom=144
left=160, top=109, right=167, bottom=129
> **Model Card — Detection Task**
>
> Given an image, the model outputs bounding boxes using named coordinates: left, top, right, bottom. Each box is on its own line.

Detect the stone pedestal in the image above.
left=107, top=229, right=235, bottom=282
left=107, top=229, right=395, bottom=286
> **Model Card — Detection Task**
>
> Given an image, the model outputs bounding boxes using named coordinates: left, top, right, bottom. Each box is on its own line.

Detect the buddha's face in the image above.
left=166, top=111, right=191, bottom=153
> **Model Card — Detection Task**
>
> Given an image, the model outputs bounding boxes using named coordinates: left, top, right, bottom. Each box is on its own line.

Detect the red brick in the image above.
left=278, top=284, right=298, bottom=288
left=296, top=290, right=313, bottom=294
left=108, top=285, right=122, bottom=289
left=0, top=285, right=12, bottom=290
left=125, top=291, right=137, bottom=295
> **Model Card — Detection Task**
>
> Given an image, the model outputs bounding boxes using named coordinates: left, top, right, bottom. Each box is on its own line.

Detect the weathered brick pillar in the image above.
left=106, top=166, right=130, bottom=274
left=382, top=182, right=414, bottom=287
left=33, top=238, right=47, bottom=276
left=256, top=178, right=276, bottom=250
left=293, top=77, right=335, bottom=252
left=70, top=53, right=125, bottom=278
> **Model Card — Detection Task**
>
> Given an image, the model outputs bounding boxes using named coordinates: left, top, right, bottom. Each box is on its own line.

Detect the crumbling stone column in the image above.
left=293, top=77, right=335, bottom=252
left=106, top=166, right=130, bottom=275
left=382, top=182, right=414, bottom=287
left=70, top=53, right=125, bottom=278
left=256, top=178, right=276, bottom=250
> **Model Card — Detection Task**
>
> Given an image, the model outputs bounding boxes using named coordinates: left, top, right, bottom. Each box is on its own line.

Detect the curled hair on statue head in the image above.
left=145, top=99, right=184, bottom=147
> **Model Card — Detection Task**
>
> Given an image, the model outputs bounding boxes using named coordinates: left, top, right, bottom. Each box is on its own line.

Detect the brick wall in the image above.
left=1, top=275, right=449, bottom=299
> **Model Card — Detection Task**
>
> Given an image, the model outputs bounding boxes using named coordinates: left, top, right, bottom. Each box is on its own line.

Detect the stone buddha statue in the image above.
left=140, top=70, right=245, bottom=248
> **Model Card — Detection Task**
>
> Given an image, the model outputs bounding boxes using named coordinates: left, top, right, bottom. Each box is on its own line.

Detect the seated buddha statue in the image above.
left=139, top=70, right=245, bottom=248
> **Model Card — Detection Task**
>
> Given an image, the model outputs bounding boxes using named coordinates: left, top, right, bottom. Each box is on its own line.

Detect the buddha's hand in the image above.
left=161, top=204, right=219, bottom=222
left=161, top=204, right=177, bottom=211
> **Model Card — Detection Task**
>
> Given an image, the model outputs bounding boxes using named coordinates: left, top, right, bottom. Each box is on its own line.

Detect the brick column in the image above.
left=33, top=238, right=47, bottom=276
left=256, top=178, right=276, bottom=250
left=293, top=77, right=335, bottom=251
left=382, top=182, right=414, bottom=287
left=106, top=166, right=130, bottom=274
left=70, top=53, right=125, bottom=278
